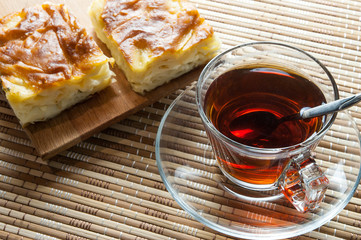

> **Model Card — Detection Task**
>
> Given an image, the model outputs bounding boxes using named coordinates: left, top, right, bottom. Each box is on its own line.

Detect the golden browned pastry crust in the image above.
left=89, top=0, right=220, bottom=94
left=0, top=3, right=105, bottom=91
left=101, top=0, right=214, bottom=66
left=0, top=3, right=114, bottom=126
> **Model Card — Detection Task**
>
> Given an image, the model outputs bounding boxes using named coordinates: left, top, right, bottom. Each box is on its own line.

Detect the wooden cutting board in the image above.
left=0, top=0, right=201, bottom=159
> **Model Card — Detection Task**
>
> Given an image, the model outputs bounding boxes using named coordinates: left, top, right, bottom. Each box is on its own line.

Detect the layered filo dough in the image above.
left=0, top=3, right=115, bottom=126
left=89, top=0, right=220, bottom=94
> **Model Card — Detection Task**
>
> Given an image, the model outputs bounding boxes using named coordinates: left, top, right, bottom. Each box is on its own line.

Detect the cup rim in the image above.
left=196, top=41, right=339, bottom=154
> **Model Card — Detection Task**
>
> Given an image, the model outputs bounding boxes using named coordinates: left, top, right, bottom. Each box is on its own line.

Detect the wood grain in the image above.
left=0, top=0, right=200, bottom=159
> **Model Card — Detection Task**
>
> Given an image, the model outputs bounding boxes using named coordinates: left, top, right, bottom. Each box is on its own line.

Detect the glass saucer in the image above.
left=155, top=83, right=361, bottom=240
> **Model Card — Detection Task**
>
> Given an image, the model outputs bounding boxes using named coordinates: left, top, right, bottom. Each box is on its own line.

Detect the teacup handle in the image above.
left=279, top=152, right=329, bottom=212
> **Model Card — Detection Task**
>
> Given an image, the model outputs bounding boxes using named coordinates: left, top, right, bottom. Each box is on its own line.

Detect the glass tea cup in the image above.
left=196, top=42, right=339, bottom=212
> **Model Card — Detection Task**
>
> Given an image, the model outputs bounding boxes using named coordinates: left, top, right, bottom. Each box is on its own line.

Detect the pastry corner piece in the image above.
left=0, top=3, right=115, bottom=126
left=89, top=0, right=221, bottom=94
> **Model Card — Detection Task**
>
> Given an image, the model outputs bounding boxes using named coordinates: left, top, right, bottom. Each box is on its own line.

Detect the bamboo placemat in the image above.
left=0, top=0, right=361, bottom=239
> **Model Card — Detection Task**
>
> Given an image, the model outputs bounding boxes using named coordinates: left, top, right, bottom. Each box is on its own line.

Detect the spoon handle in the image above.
left=301, top=93, right=361, bottom=119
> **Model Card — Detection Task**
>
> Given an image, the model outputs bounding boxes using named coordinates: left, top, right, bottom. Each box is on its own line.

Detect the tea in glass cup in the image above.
left=196, top=42, right=338, bottom=212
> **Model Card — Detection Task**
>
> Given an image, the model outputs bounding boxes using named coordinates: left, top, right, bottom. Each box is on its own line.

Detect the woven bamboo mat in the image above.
left=0, top=0, right=361, bottom=239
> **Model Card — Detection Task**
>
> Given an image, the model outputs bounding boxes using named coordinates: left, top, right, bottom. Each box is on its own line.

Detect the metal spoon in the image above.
left=229, top=93, right=361, bottom=140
